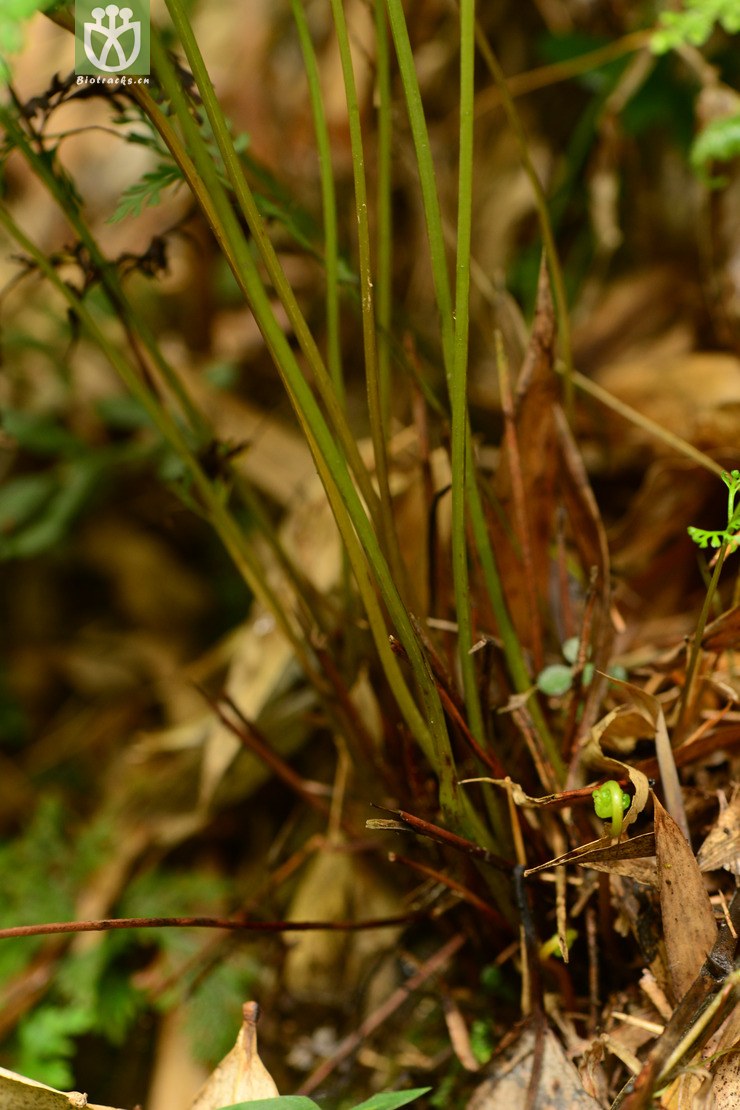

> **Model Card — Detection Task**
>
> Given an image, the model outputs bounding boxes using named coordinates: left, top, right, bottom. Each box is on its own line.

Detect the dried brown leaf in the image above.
left=594, top=351, right=740, bottom=459
left=654, top=795, right=717, bottom=1001
left=702, top=605, right=740, bottom=653
left=0, top=1066, right=123, bottom=1109
left=692, top=995, right=740, bottom=1107
left=525, top=832, right=655, bottom=877
left=703, top=1052, right=740, bottom=1108
left=697, top=792, right=740, bottom=876
left=491, top=259, right=559, bottom=655
left=585, top=858, right=658, bottom=885
left=466, top=1023, right=602, bottom=1108
left=190, top=1001, right=278, bottom=1109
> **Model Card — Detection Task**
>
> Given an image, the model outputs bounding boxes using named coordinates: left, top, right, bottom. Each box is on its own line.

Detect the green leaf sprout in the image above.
left=688, top=469, right=740, bottom=553
left=536, top=638, right=626, bottom=698
left=651, top=0, right=740, bottom=55
left=592, top=780, right=631, bottom=836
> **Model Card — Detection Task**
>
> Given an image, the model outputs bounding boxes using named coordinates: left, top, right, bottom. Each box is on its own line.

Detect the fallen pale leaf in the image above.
left=0, top=1065, right=123, bottom=1109
left=465, top=1023, right=601, bottom=1108
left=283, top=843, right=401, bottom=1010
left=190, top=1002, right=278, bottom=1109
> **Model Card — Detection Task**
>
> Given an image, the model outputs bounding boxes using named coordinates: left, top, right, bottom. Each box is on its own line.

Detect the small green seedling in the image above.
left=539, top=928, right=578, bottom=961
left=688, top=469, right=740, bottom=553
left=592, top=780, right=631, bottom=836
left=536, top=638, right=627, bottom=697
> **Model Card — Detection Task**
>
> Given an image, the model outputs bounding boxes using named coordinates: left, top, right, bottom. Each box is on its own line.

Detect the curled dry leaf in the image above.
left=581, top=704, right=650, bottom=836
left=601, top=673, right=689, bottom=840
left=459, top=775, right=596, bottom=811
left=697, top=791, right=740, bottom=875
left=654, top=796, right=717, bottom=1002
left=190, top=1002, right=278, bottom=1110
left=0, top=1065, right=124, bottom=1110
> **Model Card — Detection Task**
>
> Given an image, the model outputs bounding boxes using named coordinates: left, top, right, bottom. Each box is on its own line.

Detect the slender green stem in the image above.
left=474, top=30, right=651, bottom=116
left=152, top=16, right=459, bottom=802
left=327, top=0, right=405, bottom=592
left=385, top=0, right=454, bottom=372
left=375, top=0, right=393, bottom=427
left=385, top=0, right=555, bottom=764
left=562, top=367, right=725, bottom=478
left=162, top=0, right=382, bottom=527
left=451, top=0, right=485, bottom=740
left=290, top=0, right=343, bottom=401
left=675, top=543, right=727, bottom=740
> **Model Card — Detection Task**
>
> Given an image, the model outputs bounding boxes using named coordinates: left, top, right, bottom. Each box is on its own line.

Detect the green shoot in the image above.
left=688, top=469, right=740, bottom=553
left=651, top=0, right=740, bottom=54
left=536, top=638, right=627, bottom=697
left=592, top=780, right=631, bottom=836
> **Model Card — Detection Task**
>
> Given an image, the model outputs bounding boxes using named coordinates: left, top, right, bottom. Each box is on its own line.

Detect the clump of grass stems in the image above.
left=0, top=0, right=643, bottom=915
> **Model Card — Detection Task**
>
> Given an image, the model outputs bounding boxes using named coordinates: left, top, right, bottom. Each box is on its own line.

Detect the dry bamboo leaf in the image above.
left=0, top=1066, right=123, bottom=1110
left=524, top=832, right=655, bottom=877
left=585, top=857, right=658, bottom=885
left=199, top=612, right=298, bottom=804
left=697, top=792, right=740, bottom=876
left=190, top=1002, right=278, bottom=1110
left=466, top=1024, right=601, bottom=1108
left=654, top=795, right=717, bottom=1001
left=492, top=259, right=559, bottom=656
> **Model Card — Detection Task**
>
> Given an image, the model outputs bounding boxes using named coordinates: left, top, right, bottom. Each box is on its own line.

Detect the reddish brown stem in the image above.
left=389, top=851, right=509, bottom=929
left=213, top=693, right=335, bottom=820
left=374, top=804, right=514, bottom=873
left=0, top=912, right=425, bottom=942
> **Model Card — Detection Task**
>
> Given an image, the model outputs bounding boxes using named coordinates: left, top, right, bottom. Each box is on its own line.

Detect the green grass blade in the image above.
left=289, top=0, right=343, bottom=400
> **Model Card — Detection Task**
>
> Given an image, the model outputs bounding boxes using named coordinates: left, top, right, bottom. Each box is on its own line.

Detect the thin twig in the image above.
left=369, top=804, right=515, bottom=873
left=0, top=913, right=426, bottom=942
left=297, top=933, right=466, bottom=1095
left=388, top=852, right=509, bottom=929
